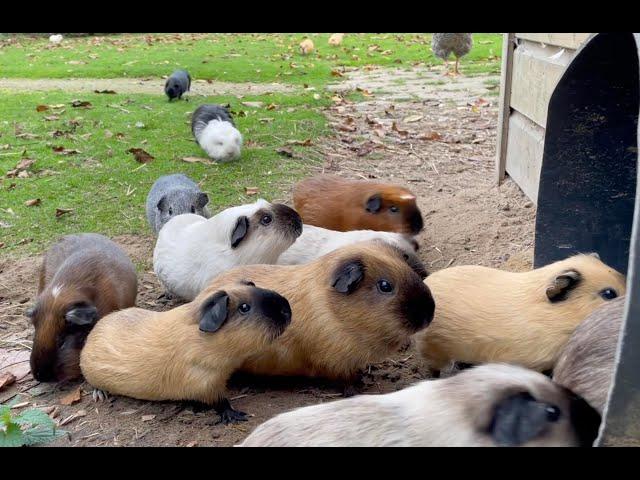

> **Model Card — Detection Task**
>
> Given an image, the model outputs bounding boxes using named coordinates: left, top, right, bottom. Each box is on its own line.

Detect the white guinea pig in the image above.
left=238, top=363, right=601, bottom=447
left=277, top=224, right=419, bottom=266
left=191, top=105, right=242, bottom=162
left=154, top=199, right=303, bottom=301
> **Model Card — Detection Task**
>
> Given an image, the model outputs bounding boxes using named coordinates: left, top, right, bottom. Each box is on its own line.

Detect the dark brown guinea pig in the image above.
left=27, top=233, right=137, bottom=382
left=293, top=175, right=424, bottom=234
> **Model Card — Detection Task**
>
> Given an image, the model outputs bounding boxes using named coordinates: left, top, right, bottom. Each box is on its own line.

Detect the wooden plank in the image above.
left=504, top=111, right=545, bottom=204
left=495, top=33, right=515, bottom=184
left=510, top=46, right=569, bottom=127
left=515, top=33, right=591, bottom=50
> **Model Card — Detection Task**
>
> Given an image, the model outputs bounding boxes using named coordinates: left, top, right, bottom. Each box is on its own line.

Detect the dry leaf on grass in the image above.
left=59, top=386, right=82, bottom=406
left=330, top=69, right=344, bottom=77
left=286, top=139, right=313, bottom=147
left=52, top=146, right=80, bottom=155
left=71, top=100, right=92, bottom=109
left=127, top=148, right=155, bottom=164
left=266, top=103, right=278, bottom=111
left=276, top=147, right=294, bottom=157
left=36, top=105, right=49, bottom=112
left=44, top=115, right=60, bottom=121
left=241, top=101, right=264, bottom=108
left=55, top=208, right=73, bottom=218
left=245, top=187, right=260, bottom=196
left=94, top=89, right=116, bottom=94
left=25, top=198, right=41, bottom=207
left=181, top=156, right=212, bottom=165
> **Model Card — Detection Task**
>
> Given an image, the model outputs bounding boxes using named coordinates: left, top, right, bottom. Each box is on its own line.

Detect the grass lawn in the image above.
left=0, top=33, right=502, bottom=256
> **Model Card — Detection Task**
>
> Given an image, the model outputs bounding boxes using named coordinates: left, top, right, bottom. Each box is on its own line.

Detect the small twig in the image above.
left=230, top=394, right=249, bottom=401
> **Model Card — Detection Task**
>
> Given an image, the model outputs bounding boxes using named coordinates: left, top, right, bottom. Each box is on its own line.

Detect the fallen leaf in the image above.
left=286, top=139, right=313, bottom=147
left=241, top=101, right=264, bottom=108
left=418, top=131, right=442, bottom=141
left=403, top=115, right=424, bottom=123
left=1, top=144, right=9, bottom=150
left=0, top=349, right=31, bottom=381
left=25, top=198, right=41, bottom=207
left=94, top=89, right=116, bottom=94
left=0, top=242, right=4, bottom=249
left=245, top=187, right=260, bottom=196
left=391, top=122, right=409, bottom=137
left=44, top=115, right=60, bottom=121
left=330, top=69, right=344, bottom=77
left=55, top=208, right=74, bottom=218
left=60, top=387, right=82, bottom=406
left=0, top=372, right=16, bottom=391
left=181, top=156, right=212, bottom=165
left=186, top=441, right=198, bottom=447
left=266, top=103, right=278, bottom=111
left=15, top=158, right=35, bottom=171
left=59, top=409, right=87, bottom=426
left=15, top=132, right=40, bottom=139
left=141, top=415, right=156, bottom=422
left=276, top=147, right=294, bottom=157
left=36, top=104, right=49, bottom=112
left=258, top=118, right=274, bottom=123
left=127, top=148, right=154, bottom=164
left=52, top=146, right=80, bottom=155
left=66, top=60, right=86, bottom=65
left=373, top=127, right=386, bottom=138
left=71, top=100, right=92, bottom=109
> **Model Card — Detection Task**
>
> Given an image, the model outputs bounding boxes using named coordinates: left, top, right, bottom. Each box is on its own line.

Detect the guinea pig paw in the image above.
left=92, top=388, right=109, bottom=402
left=216, top=408, right=248, bottom=425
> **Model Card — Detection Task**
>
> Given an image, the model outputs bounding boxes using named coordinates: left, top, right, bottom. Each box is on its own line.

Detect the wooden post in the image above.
left=495, top=33, right=515, bottom=184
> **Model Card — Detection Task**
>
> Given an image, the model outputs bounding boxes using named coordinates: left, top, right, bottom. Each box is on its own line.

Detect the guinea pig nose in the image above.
left=260, top=291, right=292, bottom=327
left=402, top=283, right=436, bottom=331
left=409, top=211, right=424, bottom=234
left=31, top=360, right=56, bottom=382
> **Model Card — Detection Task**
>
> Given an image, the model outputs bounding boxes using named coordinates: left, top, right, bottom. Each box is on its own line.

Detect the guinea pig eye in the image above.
left=260, top=214, right=273, bottom=226
left=545, top=405, right=561, bottom=422
left=168, top=207, right=173, bottom=216
left=600, top=288, right=618, bottom=300
left=238, top=303, right=251, bottom=314
left=377, top=279, right=394, bottom=294
left=389, top=205, right=399, bottom=213
left=190, top=205, right=196, bottom=213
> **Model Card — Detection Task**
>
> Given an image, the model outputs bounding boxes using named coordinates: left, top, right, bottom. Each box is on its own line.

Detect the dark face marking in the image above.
left=408, top=209, right=424, bottom=234
left=196, top=192, right=209, bottom=209
left=332, top=260, right=365, bottom=294
left=546, top=270, right=582, bottom=303
left=365, top=194, right=382, bottom=213
left=231, top=216, right=249, bottom=248
left=157, top=196, right=168, bottom=212
left=269, top=204, right=303, bottom=238
left=489, top=391, right=561, bottom=446
left=199, top=291, right=229, bottom=333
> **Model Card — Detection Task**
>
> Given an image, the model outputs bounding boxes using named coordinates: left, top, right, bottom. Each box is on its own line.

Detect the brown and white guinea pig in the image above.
left=80, top=281, right=292, bottom=424
left=27, top=233, right=137, bottom=383
left=414, top=253, right=626, bottom=375
left=553, top=296, right=626, bottom=414
left=205, top=240, right=434, bottom=388
left=238, top=363, right=601, bottom=447
left=293, top=175, right=424, bottom=235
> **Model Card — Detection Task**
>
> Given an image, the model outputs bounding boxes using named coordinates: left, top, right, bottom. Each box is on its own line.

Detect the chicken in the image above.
left=431, top=33, right=473, bottom=76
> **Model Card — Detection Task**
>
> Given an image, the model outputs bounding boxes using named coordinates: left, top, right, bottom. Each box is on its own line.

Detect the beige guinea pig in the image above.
left=553, top=296, right=626, bottom=414
left=414, top=253, right=626, bottom=375
left=299, top=38, right=314, bottom=55
left=238, top=363, right=601, bottom=447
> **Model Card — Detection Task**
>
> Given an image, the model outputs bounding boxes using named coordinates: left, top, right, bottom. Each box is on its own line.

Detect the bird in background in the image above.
left=431, top=33, right=473, bottom=76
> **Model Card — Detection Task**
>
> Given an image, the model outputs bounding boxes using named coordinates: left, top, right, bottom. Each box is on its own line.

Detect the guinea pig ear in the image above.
left=365, top=194, right=382, bottom=213
left=25, top=305, right=37, bottom=318
left=589, top=252, right=601, bottom=260
left=199, top=291, right=229, bottom=333
left=489, top=392, right=552, bottom=446
left=546, top=270, right=582, bottom=302
left=230, top=216, right=249, bottom=249
left=156, top=195, right=167, bottom=212
left=64, top=304, right=98, bottom=326
left=240, top=279, right=256, bottom=287
left=332, top=260, right=365, bottom=294
left=196, top=192, right=209, bottom=209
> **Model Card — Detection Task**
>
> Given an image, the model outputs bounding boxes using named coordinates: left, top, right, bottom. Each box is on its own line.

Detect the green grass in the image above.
left=0, top=90, right=329, bottom=253
left=0, top=33, right=503, bottom=256
left=0, top=33, right=502, bottom=85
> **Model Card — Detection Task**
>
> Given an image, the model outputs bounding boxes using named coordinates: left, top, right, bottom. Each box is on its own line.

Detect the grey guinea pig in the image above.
left=145, top=173, right=210, bottom=235
left=164, top=69, right=191, bottom=101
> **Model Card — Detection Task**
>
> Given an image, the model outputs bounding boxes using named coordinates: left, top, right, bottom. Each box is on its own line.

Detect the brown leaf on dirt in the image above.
left=418, top=130, right=442, bottom=141
left=286, top=139, right=313, bottom=147
left=391, top=122, right=410, bottom=138
left=356, top=87, right=374, bottom=97
left=181, top=156, right=212, bottom=165
left=127, top=148, right=154, bottom=164
left=36, top=104, right=49, bottom=112
left=141, top=415, right=156, bottom=422
left=373, top=127, right=386, bottom=138
left=0, top=372, right=16, bottom=391
left=55, top=208, right=74, bottom=218
left=59, top=387, right=82, bottom=406
left=384, top=104, right=396, bottom=116
left=94, top=90, right=116, bottom=94
left=245, top=187, right=260, bottom=196
left=25, top=198, right=41, bottom=207
left=355, top=142, right=376, bottom=157
left=0, top=349, right=31, bottom=381
left=71, top=100, right=92, bottom=109
left=276, top=147, right=294, bottom=157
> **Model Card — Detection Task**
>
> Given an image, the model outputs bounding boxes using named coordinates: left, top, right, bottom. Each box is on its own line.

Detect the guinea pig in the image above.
left=293, top=175, right=424, bottom=235
left=238, top=363, right=601, bottom=447
left=205, top=240, right=433, bottom=387
left=414, top=253, right=626, bottom=375
left=277, top=223, right=419, bottom=266
left=154, top=199, right=303, bottom=301
left=145, top=173, right=211, bottom=235
left=328, top=33, right=344, bottom=46
left=27, top=233, right=137, bottom=383
left=299, top=38, right=314, bottom=55
left=80, top=281, right=291, bottom=424
left=191, top=104, right=242, bottom=162
left=164, top=69, right=191, bottom=101
left=553, top=296, right=626, bottom=414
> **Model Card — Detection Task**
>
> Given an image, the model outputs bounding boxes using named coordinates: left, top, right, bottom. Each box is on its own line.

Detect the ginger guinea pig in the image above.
left=553, top=296, right=626, bottom=414
left=80, top=281, right=291, bottom=424
left=293, top=175, right=423, bottom=234
left=27, top=233, right=137, bottom=382
left=206, top=240, right=433, bottom=387
left=239, top=363, right=601, bottom=447
left=414, top=253, right=626, bottom=375
left=153, top=198, right=303, bottom=301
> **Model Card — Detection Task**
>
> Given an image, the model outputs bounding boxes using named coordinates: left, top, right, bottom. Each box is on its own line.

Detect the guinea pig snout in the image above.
left=408, top=210, right=424, bottom=234
left=30, top=349, right=58, bottom=382
left=258, top=290, right=293, bottom=332
left=273, top=204, right=303, bottom=237
left=401, top=282, right=436, bottom=332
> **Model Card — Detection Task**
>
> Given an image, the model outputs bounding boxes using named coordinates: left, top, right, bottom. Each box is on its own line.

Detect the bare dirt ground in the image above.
left=0, top=77, right=295, bottom=96
left=0, top=67, right=535, bottom=447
